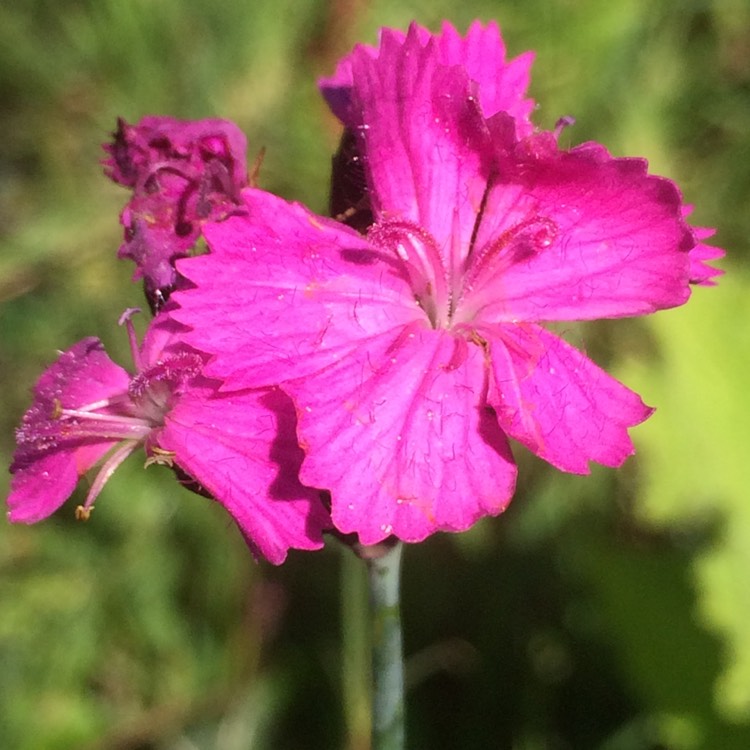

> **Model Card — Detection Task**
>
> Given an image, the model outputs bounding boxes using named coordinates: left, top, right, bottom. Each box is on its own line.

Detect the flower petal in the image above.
left=8, top=445, right=113, bottom=523
left=322, top=21, right=534, bottom=242
left=160, top=384, right=329, bottom=564
left=434, top=20, right=535, bottom=134
left=466, top=139, right=696, bottom=323
left=319, top=21, right=534, bottom=134
left=688, top=230, right=724, bottom=286
left=484, top=322, right=652, bottom=472
left=173, top=188, right=421, bottom=389
left=8, top=338, right=131, bottom=522
left=284, top=324, right=517, bottom=545
left=349, top=25, right=492, bottom=261
left=318, top=35, right=387, bottom=127
left=33, top=338, right=131, bottom=410
left=681, top=206, right=724, bottom=286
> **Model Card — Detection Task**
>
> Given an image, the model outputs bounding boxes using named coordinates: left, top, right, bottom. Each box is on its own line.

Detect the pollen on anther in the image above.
left=144, top=447, right=176, bottom=468
left=75, top=505, right=93, bottom=521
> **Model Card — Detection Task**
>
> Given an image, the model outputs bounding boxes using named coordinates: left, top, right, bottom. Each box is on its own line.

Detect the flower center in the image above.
left=367, top=212, right=558, bottom=329
left=367, top=219, right=450, bottom=328
left=128, top=351, right=203, bottom=424
left=13, top=310, right=206, bottom=522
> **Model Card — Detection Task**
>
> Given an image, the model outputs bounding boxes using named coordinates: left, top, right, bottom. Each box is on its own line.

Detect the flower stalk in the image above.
left=341, top=545, right=371, bottom=750
left=366, top=541, right=405, bottom=750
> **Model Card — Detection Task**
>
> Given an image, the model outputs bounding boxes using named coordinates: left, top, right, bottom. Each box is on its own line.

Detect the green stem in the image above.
left=341, top=544, right=371, bottom=750
left=366, top=541, right=405, bottom=750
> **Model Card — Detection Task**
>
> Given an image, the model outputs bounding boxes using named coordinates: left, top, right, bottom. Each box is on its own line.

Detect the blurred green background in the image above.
left=0, top=0, right=747, bottom=748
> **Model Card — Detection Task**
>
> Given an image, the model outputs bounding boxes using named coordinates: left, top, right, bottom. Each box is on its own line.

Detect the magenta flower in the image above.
left=172, top=23, right=722, bottom=545
left=103, top=116, right=249, bottom=311
left=7, top=309, right=328, bottom=564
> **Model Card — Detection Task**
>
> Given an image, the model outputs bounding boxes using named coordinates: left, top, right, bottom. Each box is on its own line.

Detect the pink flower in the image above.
left=103, top=117, right=249, bottom=311
left=172, top=23, right=722, bottom=545
left=7, top=310, right=328, bottom=564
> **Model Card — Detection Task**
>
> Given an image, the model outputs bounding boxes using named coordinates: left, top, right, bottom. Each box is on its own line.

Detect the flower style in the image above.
left=172, top=23, right=722, bottom=545
left=103, top=116, right=249, bottom=311
left=7, top=309, right=329, bottom=564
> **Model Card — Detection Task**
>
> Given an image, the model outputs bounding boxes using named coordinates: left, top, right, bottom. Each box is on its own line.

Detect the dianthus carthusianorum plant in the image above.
left=7, top=21, right=722, bottom=750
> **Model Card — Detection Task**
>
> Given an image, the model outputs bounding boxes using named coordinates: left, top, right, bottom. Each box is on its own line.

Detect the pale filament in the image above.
left=81, top=439, right=140, bottom=512
left=59, top=408, right=150, bottom=429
